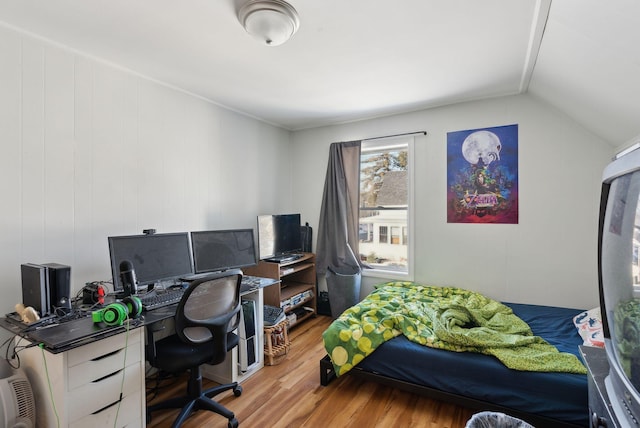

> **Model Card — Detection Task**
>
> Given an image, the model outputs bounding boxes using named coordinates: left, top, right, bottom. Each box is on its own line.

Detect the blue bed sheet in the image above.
left=355, top=302, right=587, bottom=426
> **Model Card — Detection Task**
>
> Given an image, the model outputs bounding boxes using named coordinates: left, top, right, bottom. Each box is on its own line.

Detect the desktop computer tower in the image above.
left=42, top=263, right=72, bottom=314
left=239, top=300, right=258, bottom=372
left=21, top=263, right=50, bottom=317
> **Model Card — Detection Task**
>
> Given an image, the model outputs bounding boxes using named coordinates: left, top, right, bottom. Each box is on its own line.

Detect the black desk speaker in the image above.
left=21, top=263, right=50, bottom=317
left=42, top=263, right=72, bottom=314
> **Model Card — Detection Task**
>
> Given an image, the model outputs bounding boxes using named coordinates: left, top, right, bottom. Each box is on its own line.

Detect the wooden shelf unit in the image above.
left=244, top=252, right=317, bottom=327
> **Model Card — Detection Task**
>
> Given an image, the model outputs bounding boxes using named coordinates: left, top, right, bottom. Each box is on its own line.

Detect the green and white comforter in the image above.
left=322, top=281, right=587, bottom=377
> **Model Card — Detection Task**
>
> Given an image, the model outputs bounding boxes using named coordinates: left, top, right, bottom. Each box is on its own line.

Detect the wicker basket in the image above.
left=264, top=320, right=290, bottom=365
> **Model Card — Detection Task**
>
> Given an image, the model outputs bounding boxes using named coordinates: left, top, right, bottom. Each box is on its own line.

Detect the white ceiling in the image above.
left=0, top=0, right=638, bottom=145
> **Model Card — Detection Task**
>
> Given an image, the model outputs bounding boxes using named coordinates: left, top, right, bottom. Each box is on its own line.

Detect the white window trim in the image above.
left=360, top=136, right=415, bottom=281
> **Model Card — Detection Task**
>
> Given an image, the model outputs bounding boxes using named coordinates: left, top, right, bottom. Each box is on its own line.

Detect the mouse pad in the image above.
left=27, top=317, right=125, bottom=350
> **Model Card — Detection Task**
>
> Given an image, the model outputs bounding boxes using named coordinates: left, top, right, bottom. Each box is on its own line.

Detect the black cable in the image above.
left=2, top=335, right=17, bottom=367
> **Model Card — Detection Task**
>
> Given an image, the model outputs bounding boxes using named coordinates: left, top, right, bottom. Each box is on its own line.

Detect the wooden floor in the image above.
left=146, top=315, right=476, bottom=428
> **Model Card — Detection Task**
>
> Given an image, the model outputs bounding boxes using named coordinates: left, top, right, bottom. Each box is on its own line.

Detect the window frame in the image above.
left=359, top=136, right=415, bottom=281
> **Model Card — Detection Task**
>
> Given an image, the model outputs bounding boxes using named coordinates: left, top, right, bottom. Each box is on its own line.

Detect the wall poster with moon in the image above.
left=447, top=124, right=518, bottom=224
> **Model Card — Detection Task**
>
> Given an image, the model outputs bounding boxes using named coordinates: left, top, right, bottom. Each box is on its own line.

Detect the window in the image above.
left=379, top=226, right=388, bottom=243
left=391, top=226, right=401, bottom=244
left=358, top=136, right=414, bottom=277
left=359, top=223, right=373, bottom=243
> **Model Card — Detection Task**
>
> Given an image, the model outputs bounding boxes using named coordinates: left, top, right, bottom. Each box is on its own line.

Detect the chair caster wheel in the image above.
left=233, top=385, right=243, bottom=397
left=228, top=417, right=239, bottom=428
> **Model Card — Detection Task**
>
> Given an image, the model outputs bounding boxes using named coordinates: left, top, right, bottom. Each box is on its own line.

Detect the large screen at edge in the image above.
left=599, top=146, right=640, bottom=427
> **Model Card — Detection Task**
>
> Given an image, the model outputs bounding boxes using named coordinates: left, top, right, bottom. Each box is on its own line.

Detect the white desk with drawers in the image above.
left=18, top=325, right=145, bottom=428
left=3, top=275, right=277, bottom=428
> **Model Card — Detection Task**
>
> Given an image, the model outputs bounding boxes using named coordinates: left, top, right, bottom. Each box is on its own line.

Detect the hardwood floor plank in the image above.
left=146, top=315, right=476, bottom=428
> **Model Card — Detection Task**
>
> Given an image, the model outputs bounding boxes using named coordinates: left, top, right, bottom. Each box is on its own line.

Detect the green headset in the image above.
left=92, top=296, right=142, bottom=326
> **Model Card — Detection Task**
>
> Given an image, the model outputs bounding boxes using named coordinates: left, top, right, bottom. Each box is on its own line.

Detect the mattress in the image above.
left=353, top=302, right=587, bottom=426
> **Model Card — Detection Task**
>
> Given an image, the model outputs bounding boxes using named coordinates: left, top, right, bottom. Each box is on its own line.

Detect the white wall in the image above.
left=0, top=22, right=618, bottom=319
left=0, top=26, right=292, bottom=315
left=291, top=95, right=615, bottom=310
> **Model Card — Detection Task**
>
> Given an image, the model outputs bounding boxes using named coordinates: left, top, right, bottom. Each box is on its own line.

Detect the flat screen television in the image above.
left=257, top=213, right=302, bottom=260
left=599, top=144, right=640, bottom=426
left=191, top=229, right=257, bottom=274
left=108, top=232, right=193, bottom=292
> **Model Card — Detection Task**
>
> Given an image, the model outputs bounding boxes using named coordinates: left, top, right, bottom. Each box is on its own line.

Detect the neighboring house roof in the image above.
left=376, top=170, right=407, bottom=206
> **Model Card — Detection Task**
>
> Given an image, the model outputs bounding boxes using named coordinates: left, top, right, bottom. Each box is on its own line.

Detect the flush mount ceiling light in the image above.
left=238, top=0, right=300, bottom=46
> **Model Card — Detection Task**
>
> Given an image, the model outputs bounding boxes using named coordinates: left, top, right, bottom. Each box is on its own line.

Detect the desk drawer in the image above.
left=68, top=362, right=142, bottom=422
left=67, top=341, right=142, bottom=390
left=69, top=388, right=143, bottom=428
left=67, top=327, right=142, bottom=367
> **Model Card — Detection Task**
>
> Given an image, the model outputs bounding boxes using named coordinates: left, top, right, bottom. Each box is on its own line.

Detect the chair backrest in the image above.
left=174, top=269, right=243, bottom=365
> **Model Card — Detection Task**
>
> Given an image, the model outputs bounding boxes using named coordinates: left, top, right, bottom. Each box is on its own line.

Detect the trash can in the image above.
left=326, top=265, right=361, bottom=319
left=465, top=411, right=534, bottom=428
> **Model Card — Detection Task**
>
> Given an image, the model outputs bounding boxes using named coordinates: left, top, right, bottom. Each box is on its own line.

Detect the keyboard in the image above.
left=139, top=288, right=185, bottom=311
left=16, top=310, right=93, bottom=331
left=240, top=275, right=262, bottom=293
left=266, top=254, right=303, bottom=263
left=264, top=304, right=286, bottom=327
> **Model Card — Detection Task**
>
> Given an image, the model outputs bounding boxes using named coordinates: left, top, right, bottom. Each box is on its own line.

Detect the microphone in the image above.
left=119, top=260, right=138, bottom=296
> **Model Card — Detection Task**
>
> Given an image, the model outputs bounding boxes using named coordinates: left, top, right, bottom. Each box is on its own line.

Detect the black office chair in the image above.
left=146, top=270, right=244, bottom=428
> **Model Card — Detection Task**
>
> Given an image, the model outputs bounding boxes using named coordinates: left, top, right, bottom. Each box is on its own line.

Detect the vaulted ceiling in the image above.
left=0, top=0, right=638, bottom=145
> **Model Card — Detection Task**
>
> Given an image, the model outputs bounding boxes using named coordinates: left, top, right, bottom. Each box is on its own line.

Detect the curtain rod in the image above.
left=362, top=131, right=427, bottom=142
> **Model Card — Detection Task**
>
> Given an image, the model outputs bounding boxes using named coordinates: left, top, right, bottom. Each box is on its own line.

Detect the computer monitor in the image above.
left=191, top=229, right=257, bottom=274
left=257, top=213, right=302, bottom=260
left=108, top=232, right=193, bottom=292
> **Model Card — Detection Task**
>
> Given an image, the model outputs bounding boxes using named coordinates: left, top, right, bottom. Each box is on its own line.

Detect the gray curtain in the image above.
left=316, top=140, right=363, bottom=275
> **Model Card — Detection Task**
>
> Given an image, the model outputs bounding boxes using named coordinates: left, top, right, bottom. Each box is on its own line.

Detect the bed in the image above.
left=319, top=282, right=589, bottom=428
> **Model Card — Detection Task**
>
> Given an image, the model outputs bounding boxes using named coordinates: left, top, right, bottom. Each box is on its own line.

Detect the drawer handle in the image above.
left=91, top=349, right=124, bottom=361
left=92, top=398, right=122, bottom=415
left=93, top=369, right=124, bottom=383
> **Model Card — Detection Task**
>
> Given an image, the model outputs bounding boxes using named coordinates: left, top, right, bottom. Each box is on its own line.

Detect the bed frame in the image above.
left=320, top=355, right=581, bottom=428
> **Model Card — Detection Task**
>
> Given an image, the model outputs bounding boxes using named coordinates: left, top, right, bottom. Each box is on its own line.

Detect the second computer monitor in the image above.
left=191, top=229, right=257, bottom=274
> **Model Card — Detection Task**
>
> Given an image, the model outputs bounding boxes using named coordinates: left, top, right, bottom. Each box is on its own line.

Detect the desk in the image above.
left=16, top=323, right=145, bottom=428
left=143, top=276, right=279, bottom=385
left=2, top=275, right=278, bottom=428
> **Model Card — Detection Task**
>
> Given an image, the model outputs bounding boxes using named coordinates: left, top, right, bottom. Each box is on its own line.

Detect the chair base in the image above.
left=147, top=369, right=242, bottom=428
